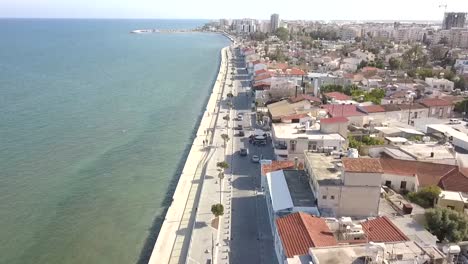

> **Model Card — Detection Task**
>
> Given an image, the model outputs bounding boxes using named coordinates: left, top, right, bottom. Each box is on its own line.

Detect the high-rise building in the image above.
left=442, top=12, right=467, bottom=30
left=270, top=13, right=280, bottom=32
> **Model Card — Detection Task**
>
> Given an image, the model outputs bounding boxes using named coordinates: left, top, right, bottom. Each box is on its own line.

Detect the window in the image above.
left=447, top=205, right=455, bottom=210
left=439, top=108, right=443, bottom=117
left=331, top=195, right=335, bottom=200
left=400, top=181, right=407, bottom=190
left=290, top=140, right=297, bottom=152
left=308, top=141, right=317, bottom=151
left=385, top=181, right=391, bottom=187
left=431, top=108, right=436, bottom=115
left=447, top=107, right=451, bottom=114
left=322, top=195, right=327, bottom=199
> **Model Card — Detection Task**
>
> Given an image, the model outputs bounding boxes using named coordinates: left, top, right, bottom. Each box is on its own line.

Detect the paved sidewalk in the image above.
left=148, top=47, right=230, bottom=264
left=185, top=47, right=236, bottom=264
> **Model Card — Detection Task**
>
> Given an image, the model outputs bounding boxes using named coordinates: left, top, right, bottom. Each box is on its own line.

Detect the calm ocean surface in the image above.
left=0, top=19, right=230, bottom=264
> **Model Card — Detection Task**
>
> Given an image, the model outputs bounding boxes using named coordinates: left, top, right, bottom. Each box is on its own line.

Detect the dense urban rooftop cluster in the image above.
left=207, top=11, right=468, bottom=264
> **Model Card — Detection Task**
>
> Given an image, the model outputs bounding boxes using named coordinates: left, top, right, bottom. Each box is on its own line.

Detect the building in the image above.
left=274, top=212, right=444, bottom=263
left=232, top=19, right=257, bottom=33
left=419, top=98, right=454, bottom=119
left=264, top=169, right=318, bottom=234
left=436, top=190, right=468, bottom=213
left=274, top=212, right=338, bottom=263
left=442, top=12, right=467, bottom=30
left=308, top=241, right=445, bottom=264
left=270, top=13, right=280, bottom=33
left=304, top=154, right=382, bottom=217
left=425, top=77, right=454, bottom=92
left=271, top=121, right=346, bottom=161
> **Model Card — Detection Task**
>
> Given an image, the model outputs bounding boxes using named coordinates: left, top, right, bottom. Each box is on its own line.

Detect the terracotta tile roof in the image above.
left=397, top=103, right=426, bottom=110
left=361, top=66, right=379, bottom=72
left=320, top=116, right=349, bottom=124
left=360, top=105, right=386, bottom=113
left=261, top=161, right=295, bottom=175
left=253, top=82, right=270, bottom=88
left=419, top=98, right=452, bottom=107
left=323, top=104, right=365, bottom=118
left=284, top=68, right=306, bottom=76
left=438, top=169, right=468, bottom=192
left=362, top=216, right=409, bottom=243
left=324, top=92, right=352, bottom=101
left=381, top=104, right=401, bottom=112
left=255, top=74, right=272, bottom=81
left=342, top=158, right=383, bottom=173
left=276, top=212, right=338, bottom=258
left=379, top=158, right=456, bottom=187
left=289, top=94, right=322, bottom=104
left=255, top=69, right=268, bottom=75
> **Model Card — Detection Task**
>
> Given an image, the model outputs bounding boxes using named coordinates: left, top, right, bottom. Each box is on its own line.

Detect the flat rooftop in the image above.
left=305, top=152, right=342, bottom=185
left=283, top=170, right=315, bottom=207
left=399, top=143, right=455, bottom=162
left=272, top=123, right=345, bottom=141
left=309, top=241, right=444, bottom=264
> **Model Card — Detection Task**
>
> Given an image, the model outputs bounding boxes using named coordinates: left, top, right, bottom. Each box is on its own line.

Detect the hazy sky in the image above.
left=1, top=0, right=467, bottom=20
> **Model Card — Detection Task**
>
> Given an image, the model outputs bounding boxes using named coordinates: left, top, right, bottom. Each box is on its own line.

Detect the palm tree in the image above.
left=222, top=115, right=230, bottom=128
left=211, top=203, right=224, bottom=218
left=220, top=134, right=230, bottom=148
left=216, top=161, right=229, bottom=203
left=217, top=171, right=225, bottom=202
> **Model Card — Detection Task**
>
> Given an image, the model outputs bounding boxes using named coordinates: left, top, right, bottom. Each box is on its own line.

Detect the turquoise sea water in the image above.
left=0, top=19, right=230, bottom=264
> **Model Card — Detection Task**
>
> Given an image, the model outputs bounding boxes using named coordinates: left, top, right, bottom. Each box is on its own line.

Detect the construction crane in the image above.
left=439, top=3, right=447, bottom=13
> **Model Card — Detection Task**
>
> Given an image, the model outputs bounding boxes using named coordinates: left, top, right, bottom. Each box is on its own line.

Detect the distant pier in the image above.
left=130, top=29, right=197, bottom=34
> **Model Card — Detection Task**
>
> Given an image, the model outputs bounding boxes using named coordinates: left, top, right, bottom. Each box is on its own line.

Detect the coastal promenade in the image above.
left=148, top=46, right=231, bottom=264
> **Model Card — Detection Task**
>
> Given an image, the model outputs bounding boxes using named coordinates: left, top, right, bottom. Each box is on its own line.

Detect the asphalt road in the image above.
left=227, top=49, right=277, bottom=264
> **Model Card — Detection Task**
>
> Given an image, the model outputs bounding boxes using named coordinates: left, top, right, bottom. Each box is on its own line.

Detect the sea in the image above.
left=0, top=19, right=231, bottom=264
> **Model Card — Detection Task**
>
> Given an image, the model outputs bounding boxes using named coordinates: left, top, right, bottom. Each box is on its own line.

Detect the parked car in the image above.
left=233, top=124, right=243, bottom=130
left=449, top=118, right=461, bottom=124
left=237, top=130, right=245, bottom=137
left=240, top=148, right=248, bottom=156
left=237, top=114, right=243, bottom=121
left=251, top=155, right=260, bottom=163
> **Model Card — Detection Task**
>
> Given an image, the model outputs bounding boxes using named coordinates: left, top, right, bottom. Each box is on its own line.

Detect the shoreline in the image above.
left=147, top=43, right=232, bottom=264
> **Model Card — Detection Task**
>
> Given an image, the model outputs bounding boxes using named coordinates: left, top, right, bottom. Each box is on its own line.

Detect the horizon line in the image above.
left=0, top=17, right=445, bottom=23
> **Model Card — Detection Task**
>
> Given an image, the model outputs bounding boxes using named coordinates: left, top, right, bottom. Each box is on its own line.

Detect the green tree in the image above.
left=220, top=133, right=230, bottom=148
left=402, top=45, right=428, bottom=70
left=388, top=57, right=401, bottom=70
left=211, top=203, right=224, bottom=218
left=455, top=77, right=466, bottom=90
left=357, top=60, right=368, bottom=70
left=216, top=161, right=229, bottom=170
left=425, top=207, right=468, bottom=242
left=348, top=136, right=362, bottom=149
left=407, top=185, right=441, bottom=208
left=454, top=99, right=468, bottom=113
left=275, top=27, right=289, bottom=42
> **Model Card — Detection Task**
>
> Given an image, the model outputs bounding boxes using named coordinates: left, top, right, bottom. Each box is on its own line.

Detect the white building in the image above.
left=271, top=119, right=346, bottom=161
left=425, top=77, right=454, bottom=92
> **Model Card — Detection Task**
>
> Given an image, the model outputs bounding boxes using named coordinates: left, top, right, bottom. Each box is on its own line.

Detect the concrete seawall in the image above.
left=148, top=46, right=230, bottom=264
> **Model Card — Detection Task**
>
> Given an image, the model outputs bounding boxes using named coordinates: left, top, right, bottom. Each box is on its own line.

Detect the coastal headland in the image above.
left=148, top=41, right=232, bottom=264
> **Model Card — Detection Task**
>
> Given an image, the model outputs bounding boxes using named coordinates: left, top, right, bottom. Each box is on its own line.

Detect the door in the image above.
left=400, top=181, right=407, bottom=190
left=385, top=181, right=391, bottom=187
